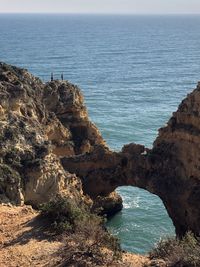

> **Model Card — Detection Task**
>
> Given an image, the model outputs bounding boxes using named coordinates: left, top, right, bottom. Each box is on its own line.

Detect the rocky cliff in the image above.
left=62, top=83, right=200, bottom=237
left=0, top=62, right=120, bottom=212
left=1, top=62, right=200, bottom=238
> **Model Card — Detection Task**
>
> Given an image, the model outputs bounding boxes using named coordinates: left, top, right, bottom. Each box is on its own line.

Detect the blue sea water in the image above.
left=0, top=14, right=200, bottom=254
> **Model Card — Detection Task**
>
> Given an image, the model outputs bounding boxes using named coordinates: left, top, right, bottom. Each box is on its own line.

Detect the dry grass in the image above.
left=40, top=195, right=122, bottom=266
left=149, top=232, right=200, bottom=267
left=0, top=204, right=153, bottom=267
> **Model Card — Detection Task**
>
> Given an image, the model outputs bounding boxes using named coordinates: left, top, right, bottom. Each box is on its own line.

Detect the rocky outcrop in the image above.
left=0, top=62, right=121, bottom=214
left=1, top=62, right=200, bottom=238
left=42, top=80, right=106, bottom=155
left=92, top=191, right=123, bottom=216
left=149, top=83, right=200, bottom=237
left=62, top=83, right=200, bottom=238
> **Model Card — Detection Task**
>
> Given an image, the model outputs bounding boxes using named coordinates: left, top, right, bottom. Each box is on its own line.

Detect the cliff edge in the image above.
left=1, top=62, right=200, bottom=241
left=62, top=82, right=200, bottom=237
left=0, top=62, right=121, bottom=214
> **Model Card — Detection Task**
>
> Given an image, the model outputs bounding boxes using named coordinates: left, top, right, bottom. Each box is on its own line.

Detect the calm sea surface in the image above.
left=0, top=14, right=200, bottom=254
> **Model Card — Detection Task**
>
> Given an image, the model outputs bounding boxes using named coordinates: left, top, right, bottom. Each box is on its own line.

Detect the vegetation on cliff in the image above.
left=149, top=232, right=200, bottom=267
left=0, top=61, right=122, bottom=214
left=0, top=62, right=125, bottom=265
left=40, top=195, right=122, bottom=266
left=1, top=62, right=200, bottom=266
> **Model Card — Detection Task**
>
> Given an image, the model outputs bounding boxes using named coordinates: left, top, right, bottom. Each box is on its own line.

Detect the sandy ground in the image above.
left=0, top=204, right=151, bottom=267
left=0, top=205, right=63, bottom=267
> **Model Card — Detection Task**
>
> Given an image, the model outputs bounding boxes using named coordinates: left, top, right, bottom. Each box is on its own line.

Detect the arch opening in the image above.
left=106, top=186, right=175, bottom=254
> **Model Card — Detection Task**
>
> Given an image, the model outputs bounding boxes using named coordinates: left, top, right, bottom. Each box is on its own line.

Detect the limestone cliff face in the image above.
left=149, top=82, right=200, bottom=236
left=1, top=62, right=200, bottom=238
left=0, top=62, right=106, bottom=207
left=43, top=80, right=106, bottom=155
left=63, top=84, right=200, bottom=237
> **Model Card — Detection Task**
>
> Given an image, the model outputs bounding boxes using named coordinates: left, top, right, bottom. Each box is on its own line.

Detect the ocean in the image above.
left=0, top=14, right=200, bottom=254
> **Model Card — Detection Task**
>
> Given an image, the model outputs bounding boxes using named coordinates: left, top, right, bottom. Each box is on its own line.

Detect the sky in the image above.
left=0, top=0, right=200, bottom=14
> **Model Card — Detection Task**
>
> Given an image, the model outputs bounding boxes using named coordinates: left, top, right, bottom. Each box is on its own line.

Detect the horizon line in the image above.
left=0, top=12, right=200, bottom=16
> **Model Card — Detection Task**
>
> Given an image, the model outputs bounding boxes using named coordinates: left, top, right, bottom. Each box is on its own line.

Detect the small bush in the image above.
left=57, top=220, right=121, bottom=266
left=149, top=232, right=200, bottom=267
left=40, top=194, right=89, bottom=233
left=40, top=195, right=122, bottom=266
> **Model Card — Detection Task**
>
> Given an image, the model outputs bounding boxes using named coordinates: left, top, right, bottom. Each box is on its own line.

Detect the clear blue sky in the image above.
left=0, top=0, right=200, bottom=14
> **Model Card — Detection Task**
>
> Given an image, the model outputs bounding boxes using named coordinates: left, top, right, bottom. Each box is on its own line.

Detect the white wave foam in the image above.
left=123, top=196, right=140, bottom=209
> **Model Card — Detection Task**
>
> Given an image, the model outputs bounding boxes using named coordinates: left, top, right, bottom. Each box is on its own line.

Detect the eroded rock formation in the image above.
left=62, top=84, right=200, bottom=237
left=1, top=62, right=200, bottom=238
left=0, top=62, right=108, bottom=208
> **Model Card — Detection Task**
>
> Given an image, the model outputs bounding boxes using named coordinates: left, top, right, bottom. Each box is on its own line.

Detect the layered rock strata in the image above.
left=0, top=62, right=115, bottom=210
left=1, top=62, right=200, bottom=238
left=62, top=84, right=200, bottom=237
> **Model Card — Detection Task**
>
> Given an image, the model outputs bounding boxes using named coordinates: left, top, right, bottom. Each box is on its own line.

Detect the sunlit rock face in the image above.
left=62, top=83, right=200, bottom=237
left=0, top=62, right=107, bottom=208
left=148, top=82, right=200, bottom=237
left=1, top=62, right=200, bottom=237
left=42, top=80, right=106, bottom=155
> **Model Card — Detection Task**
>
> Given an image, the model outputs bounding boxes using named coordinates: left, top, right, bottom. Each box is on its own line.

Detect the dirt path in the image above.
left=0, top=204, right=151, bottom=267
left=0, top=205, right=63, bottom=267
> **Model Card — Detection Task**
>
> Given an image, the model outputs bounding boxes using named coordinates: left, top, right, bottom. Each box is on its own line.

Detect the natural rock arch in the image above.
left=0, top=62, right=200, bottom=239
left=62, top=83, right=200, bottom=238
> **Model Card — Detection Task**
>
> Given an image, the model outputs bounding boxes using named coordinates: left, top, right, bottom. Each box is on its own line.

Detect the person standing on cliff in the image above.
left=61, top=73, right=64, bottom=81
left=51, top=72, right=54, bottom=81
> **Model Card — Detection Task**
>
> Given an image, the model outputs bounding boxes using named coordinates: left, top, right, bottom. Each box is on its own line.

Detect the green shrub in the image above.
left=58, top=219, right=121, bottom=266
left=149, top=232, right=200, bottom=267
left=40, top=194, right=89, bottom=233
left=40, top=195, right=122, bottom=266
